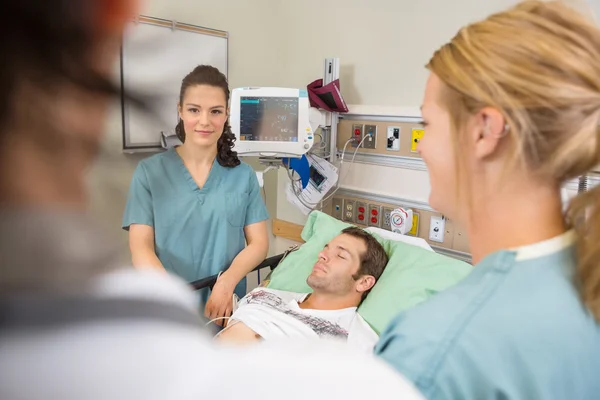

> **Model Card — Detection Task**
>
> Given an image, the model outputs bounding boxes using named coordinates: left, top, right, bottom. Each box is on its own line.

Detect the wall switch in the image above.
left=343, top=199, right=355, bottom=222
left=429, top=215, right=445, bottom=243
left=363, top=124, right=377, bottom=149
left=332, top=197, right=343, bottom=220
left=351, top=124, right=364, bottom=148
left=386, top=126, right=400, bottom=151
left=367, top=204, right=382, bottom=227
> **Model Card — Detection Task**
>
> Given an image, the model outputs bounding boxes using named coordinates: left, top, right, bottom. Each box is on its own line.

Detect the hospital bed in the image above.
left=190, top=211, right=474, bottom=335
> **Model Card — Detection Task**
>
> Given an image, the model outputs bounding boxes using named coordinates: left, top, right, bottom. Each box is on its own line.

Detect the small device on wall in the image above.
left=390, top=207, right=413, bottom=235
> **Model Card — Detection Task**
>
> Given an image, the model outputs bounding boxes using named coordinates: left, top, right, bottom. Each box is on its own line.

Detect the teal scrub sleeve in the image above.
left=122, top=163, right=154, bottom=231
left=244, top=169, right=270, bottom=226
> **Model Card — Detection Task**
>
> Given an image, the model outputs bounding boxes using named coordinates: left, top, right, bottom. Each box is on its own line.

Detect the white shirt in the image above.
left=0, top=268, right=425, bottom=400
left=230, top=287, right=379, bottom=353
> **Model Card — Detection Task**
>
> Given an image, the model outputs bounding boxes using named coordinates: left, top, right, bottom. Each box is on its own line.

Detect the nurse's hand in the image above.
left=205, top=277, right=235, bottom=326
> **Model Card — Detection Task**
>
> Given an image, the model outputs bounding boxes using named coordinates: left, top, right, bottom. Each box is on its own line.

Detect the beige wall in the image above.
left=87, top=0, right=600, bottom=266
left=87, top=0, right=286, bottom=264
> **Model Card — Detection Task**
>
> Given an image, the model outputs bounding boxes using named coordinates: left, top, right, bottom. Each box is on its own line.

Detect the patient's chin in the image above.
left=306, top=274, right=325, bottom=289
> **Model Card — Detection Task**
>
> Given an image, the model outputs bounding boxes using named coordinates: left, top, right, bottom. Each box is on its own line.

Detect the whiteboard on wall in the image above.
left=120, top=16, right=228, bottom=152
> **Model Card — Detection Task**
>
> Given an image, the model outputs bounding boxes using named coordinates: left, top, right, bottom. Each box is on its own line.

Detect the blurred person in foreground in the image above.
left=0, top=1, right=424, bottom=399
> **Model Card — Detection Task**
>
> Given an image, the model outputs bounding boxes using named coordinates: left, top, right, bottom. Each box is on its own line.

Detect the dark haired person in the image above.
left=122, top=65, right=269, bottom=322
left=217, top=227, right=389, bottom=353
left=0, top=1, right=426, bottom=399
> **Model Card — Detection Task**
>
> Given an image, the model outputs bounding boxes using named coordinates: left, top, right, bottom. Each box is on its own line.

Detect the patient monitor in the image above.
left=230, top=87, right=316, bottom=158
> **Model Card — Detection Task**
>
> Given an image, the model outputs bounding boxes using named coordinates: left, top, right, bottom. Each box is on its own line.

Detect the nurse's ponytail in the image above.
left=175, top=65, right=241, bottom=168
left=426, top=1, right=600, bottom=320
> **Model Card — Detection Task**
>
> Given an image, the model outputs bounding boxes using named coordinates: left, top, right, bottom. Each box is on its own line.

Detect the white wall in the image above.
left=270, top=0, right=600, bottom=254
left=271, top=0, right=521, bottom=253
left=87, top=0, right=288, bottom=264
left=87, top=0, right=600, bottom=272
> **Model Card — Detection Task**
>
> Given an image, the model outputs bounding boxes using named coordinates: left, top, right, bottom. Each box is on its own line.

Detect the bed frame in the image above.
left=190, top=252, right=286, bottom=291
left=191, top=219, right=304, bottom=291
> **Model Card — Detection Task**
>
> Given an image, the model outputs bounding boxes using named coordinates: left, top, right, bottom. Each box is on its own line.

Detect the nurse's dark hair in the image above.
left=427, top=1, right=600, bottom=320
left=175, top=65, right=240, bottom=168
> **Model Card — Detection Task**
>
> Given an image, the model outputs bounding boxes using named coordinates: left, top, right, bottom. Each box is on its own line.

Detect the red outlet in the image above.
left=358, top=214, right=365, bottom=221
left=371, top=217, right=378, bottom=224
left=358, top=206, right=365, bottom=213
left=371, top=209, right=379, bottom=216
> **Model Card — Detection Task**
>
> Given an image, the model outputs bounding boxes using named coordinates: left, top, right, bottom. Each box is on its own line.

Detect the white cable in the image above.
left=213, top=319, right=241, bottom=339
left=319, top=136, right=365, bottom=205
left=291, top=138, right=355, bottom=209
left=295, top=136, right=366, bottom=209
left=205, top=316, right=231, bottom=327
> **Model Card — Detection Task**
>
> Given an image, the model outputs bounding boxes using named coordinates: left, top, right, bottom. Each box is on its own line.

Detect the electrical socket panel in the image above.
left=351, top=124, right=364, bottom=148
left=386, top=126, right=400, bottom=151
left=382, top=207, right=394, bottom=230
left=331, top=197, right=343, bottom=220
left=355, top=201, right=367, bottom=225
left=343, top=199, right=355, bottom=222
left=363, top=124, right=377, bottom=149
left=429, top=215, right=445, bottom=243
left=368, top=204, right=382, bottom=227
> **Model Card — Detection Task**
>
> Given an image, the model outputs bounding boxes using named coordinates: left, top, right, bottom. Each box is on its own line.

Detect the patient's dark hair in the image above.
left=341, top=227, right=389, bottom=301
left=175, top=65, right=240, bottom=168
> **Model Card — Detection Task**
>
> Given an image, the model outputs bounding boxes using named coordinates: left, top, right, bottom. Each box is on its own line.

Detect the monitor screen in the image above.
left=239, top=97, right=299, bottom=142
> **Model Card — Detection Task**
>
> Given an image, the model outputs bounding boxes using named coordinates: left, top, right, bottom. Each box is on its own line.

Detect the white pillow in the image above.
left=364, top=227, right=434, bottom=252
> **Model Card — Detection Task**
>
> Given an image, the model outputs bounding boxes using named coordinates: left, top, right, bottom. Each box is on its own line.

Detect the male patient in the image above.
left=217, top=227, right=389, bottom=353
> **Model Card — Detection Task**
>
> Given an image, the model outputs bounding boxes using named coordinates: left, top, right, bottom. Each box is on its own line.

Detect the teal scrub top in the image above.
left=375, top=235, right=600, bottom=400
left=122, top=148, right=269, bottom=305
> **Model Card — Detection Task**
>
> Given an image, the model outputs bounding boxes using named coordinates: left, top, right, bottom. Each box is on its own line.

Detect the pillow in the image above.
left=364, top=226, right=434, bottom=252
left=267, top=211, right=472, bottom=334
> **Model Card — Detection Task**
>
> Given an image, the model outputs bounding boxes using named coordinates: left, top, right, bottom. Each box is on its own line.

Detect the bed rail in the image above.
left=190, top=252, right=286, bottom=291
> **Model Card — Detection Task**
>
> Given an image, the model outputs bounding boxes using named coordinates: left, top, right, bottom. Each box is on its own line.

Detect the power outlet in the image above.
left=382, top=207, right=394, bottom=230
left=429, top=215, right=445, bottom=243
left=386, top=126, right=400, bottom=151
left=363, top=124, right=377, bottom=149
left=368, top=204, right=382, bottom=227
left=332, top=197, right=343, bottom=220
left=356, top=201, right=367, bottom=225
left=343, top=199, right=355, bottom=222
left=351, top=124, right=364, bottom=148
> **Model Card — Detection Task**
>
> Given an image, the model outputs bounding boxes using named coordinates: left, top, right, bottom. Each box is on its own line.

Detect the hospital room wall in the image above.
left=87, top=0, right=287, bottom=264
left=271, top=0, right=519, bottom=254
left=270, top=0, right=599, bottom=255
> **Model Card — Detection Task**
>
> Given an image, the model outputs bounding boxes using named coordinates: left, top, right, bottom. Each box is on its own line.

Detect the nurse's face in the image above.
left=178, top=84, right=228, bottom=149
left=418, top=73, right=460, bottom=219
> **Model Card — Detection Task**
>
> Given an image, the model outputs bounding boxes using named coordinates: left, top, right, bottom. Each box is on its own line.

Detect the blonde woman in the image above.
left=375, top=1, right=600, bottom=399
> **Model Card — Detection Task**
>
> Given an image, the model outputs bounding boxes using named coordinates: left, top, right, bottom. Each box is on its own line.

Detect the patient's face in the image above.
left=307, top=234, right=366, bottom=295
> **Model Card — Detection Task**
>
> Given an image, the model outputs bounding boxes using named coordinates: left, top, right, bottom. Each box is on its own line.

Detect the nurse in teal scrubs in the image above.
left=122, top=65, right=269, bottom=324
left=375, top=2, right=600, bottom=400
